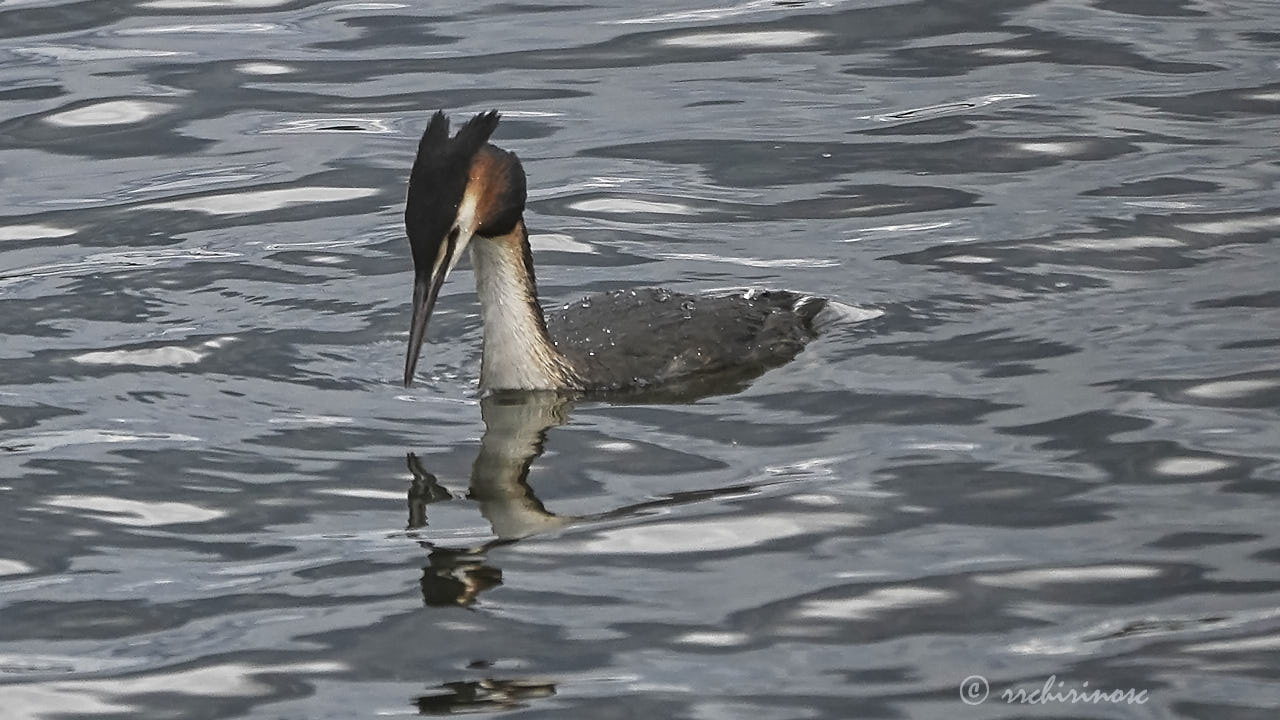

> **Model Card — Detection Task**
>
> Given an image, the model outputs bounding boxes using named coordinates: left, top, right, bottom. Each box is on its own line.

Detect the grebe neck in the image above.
left=470, top=221, right=580, bottom=391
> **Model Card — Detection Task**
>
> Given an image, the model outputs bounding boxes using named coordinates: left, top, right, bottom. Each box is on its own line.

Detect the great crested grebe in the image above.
left=402, top=110, right=831, bottom=395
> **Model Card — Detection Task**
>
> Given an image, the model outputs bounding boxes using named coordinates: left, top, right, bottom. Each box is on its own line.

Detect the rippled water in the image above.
left=3, top=1, right=1279, bottom=718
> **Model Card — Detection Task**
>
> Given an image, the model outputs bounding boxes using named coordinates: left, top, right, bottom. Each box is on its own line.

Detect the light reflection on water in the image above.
left=1, top=0, right=1279, bottom=718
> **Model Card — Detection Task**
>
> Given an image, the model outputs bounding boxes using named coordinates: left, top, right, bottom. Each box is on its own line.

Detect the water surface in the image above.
left=2, top=1, right=1279, bottom=718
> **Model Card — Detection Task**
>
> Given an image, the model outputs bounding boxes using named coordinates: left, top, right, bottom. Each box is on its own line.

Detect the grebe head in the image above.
left=403, top=110, right=527, bottom=387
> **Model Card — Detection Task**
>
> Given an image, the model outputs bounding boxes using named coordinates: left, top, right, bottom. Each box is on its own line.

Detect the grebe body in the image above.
left=402, top=111, right=829, bottom=396
left=546, top=287, right=824, bottom=396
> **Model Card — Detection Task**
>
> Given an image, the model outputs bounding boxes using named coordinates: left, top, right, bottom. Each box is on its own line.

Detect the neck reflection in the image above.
left=406, top=390, right=772, bottom=610
left=407, top=391, right=573, bottom=608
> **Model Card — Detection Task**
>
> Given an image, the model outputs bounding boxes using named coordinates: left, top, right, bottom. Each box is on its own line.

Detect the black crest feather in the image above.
left=406, top=110, right=504, bottom=268
left=453, top=110, right=501, bottom=157
left=417, top=110, right=450, bottom=157
left=410, top=110, right=500, bottom=184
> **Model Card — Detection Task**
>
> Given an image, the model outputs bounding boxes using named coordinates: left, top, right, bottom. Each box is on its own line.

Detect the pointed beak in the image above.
left=403, top=270, right=441, bottom=387
left=404, top=228, right=471, bottom=387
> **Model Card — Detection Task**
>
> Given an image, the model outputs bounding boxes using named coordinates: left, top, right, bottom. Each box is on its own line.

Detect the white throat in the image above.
left=470, top=232, right=577, bottom=391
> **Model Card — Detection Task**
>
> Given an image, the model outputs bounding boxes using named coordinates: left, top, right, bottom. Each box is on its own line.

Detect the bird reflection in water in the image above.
left=407, top=390, right=570, bottom=607
left=404, top=393, right=772, bottom=715
left=413, top=677, right=557, bottom=715
left=416, top=544, right=503, bottom=608
left=406, top=391, right=768, bottom=608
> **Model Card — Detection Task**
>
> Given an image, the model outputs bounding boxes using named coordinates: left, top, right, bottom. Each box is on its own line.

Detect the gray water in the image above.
left=2, top=1, right=1279, bottom=718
